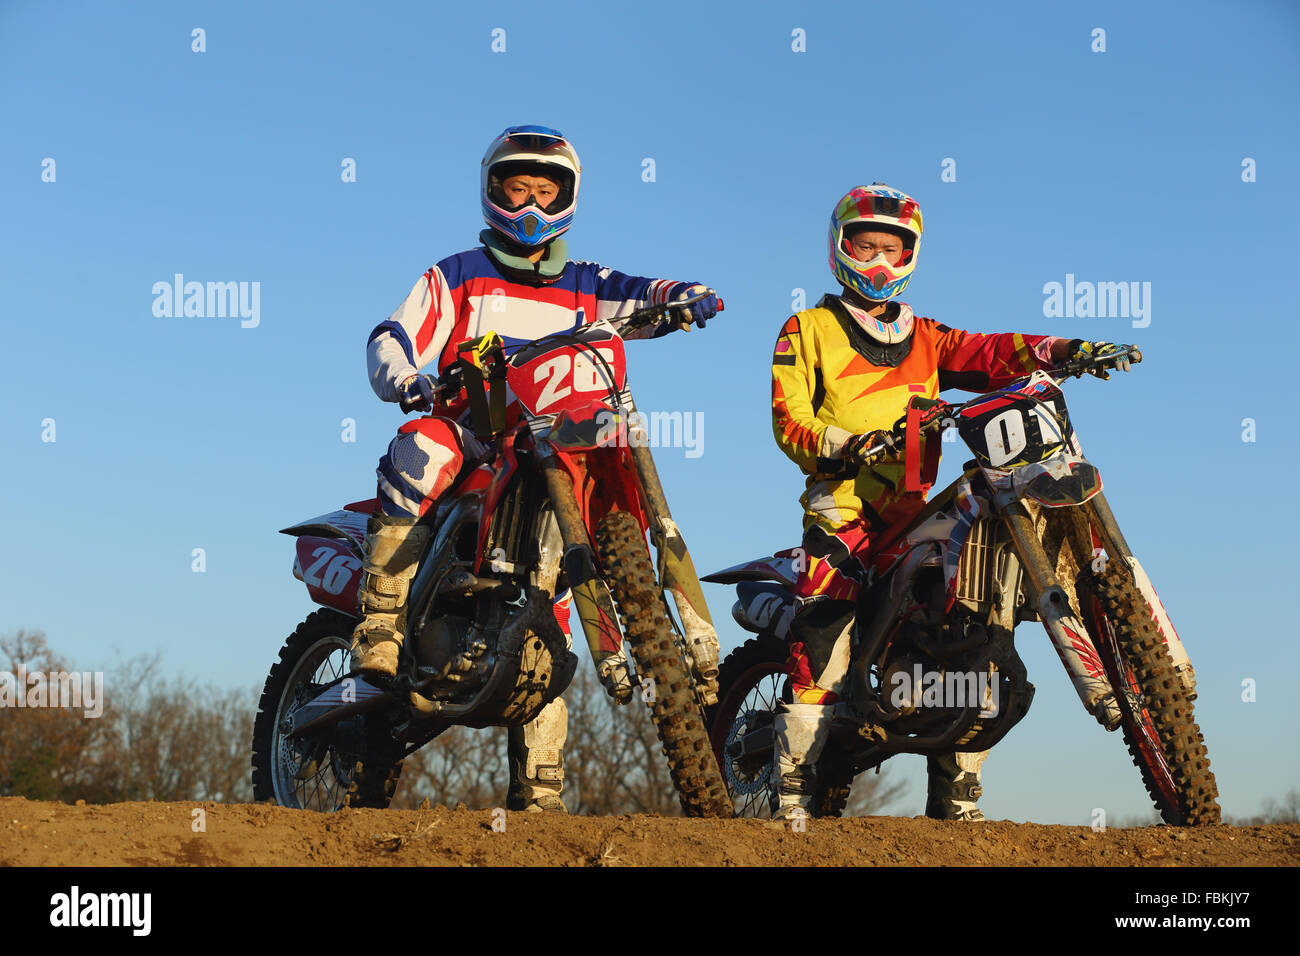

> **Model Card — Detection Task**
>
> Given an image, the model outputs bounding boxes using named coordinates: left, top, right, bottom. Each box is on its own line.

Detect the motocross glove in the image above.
left=1069, top=340, right=1135, bottom=380
left=842, top=429, right=899, bottom=467
left=671, top=285, right=720, bottom=332
left=398, top=374, right=437, bottom=413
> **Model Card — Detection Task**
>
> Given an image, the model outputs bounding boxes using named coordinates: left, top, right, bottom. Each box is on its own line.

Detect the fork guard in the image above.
left=627, top=439, right=721, bottom=703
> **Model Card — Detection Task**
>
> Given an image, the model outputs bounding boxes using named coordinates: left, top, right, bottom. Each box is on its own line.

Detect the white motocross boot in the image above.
left=507, top=697, right=568, bottom=812
left=351, top=513, right=429, bottom=677
left=773, top=702, right=833, bottom=820
left=925, top=750, right=988, bottom=821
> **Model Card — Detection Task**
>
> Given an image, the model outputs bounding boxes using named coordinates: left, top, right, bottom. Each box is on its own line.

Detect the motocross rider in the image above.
left=770, top=183, right=1133, bottom=821
left=356, top=125, right=720, bottom=812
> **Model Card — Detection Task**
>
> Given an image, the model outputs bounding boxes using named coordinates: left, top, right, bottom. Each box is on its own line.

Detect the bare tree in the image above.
left=389, top=665, right=680, bottom=813
left=388, top=663, right=909, bottom=817
left=843, top=764, right=909, bottom=817
left=1, top=632, right=256, bottom=804
left=98, top=657, right=257, bottom=803
left=564, top=664, right=679, bottom=815
left=1227, top=788, right=1300, bottom=826
left=389, top=724, right=508, bottom=810
left=3, top=630, right=905, bottom=816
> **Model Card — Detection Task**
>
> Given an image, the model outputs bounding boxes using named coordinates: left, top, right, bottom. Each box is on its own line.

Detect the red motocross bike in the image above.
left=252, top=293, right=733, bottom=816
left=703, top=348, right=1220, bottom=825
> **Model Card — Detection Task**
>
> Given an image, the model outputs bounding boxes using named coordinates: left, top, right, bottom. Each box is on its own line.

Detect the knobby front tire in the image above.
left=594, top=510, right=732, bottom=817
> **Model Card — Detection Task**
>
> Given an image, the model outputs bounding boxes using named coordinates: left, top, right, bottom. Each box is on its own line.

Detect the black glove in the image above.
left=842, top=429, right=899, bottom=467
left=1068, top=340, right=1137, bottom=380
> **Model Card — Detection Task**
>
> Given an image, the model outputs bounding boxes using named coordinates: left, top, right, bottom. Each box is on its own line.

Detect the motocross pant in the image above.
left=786, top=478, right=927, bottom=705
left=781, top=477, right=988, bottom=817
left=373, top=414, right=573, bottom=809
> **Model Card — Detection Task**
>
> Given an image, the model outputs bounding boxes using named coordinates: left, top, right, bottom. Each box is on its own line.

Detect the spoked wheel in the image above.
left=251, top=609, right=402, bottom=811
left=706, top=637, right=787, bottom=818
left=1080, top=569, right=1219, bottom=825
left=706, top=635, right=864, bottom=818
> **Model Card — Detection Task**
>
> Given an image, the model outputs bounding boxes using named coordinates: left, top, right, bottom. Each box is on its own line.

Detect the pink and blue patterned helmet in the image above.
left=481, top=125, right=582, bottom=247
left=829, top=184, right=924, bottom=304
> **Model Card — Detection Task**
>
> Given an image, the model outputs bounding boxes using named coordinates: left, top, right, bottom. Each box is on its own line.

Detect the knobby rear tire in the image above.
left=705, top=635, right=855, bottom=818
left=251, top=609, right=403, bottom=810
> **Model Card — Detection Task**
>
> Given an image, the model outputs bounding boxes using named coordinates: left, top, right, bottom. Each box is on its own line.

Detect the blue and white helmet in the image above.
left=481, top=125, right=582, bottom=247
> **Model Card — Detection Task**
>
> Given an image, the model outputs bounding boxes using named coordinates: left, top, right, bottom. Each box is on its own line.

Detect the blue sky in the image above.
left=2, top=0, right=1297, bottom=824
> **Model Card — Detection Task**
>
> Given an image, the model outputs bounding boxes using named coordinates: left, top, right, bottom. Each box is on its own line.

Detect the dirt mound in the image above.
left=2, top=797, right=1296, bottom=867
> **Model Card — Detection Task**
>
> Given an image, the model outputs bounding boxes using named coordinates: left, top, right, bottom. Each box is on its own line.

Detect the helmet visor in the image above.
left=487, top=160, right=574, bottom=215
left=503, top=126, right=569, bottom=151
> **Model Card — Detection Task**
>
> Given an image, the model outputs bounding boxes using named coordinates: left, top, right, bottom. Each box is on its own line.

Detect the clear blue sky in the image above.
left=2, top=0, right=1297, bottom=824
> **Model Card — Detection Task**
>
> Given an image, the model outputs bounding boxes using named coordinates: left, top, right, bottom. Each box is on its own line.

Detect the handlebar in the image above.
left=849, top=345, right=1144, bottom=468
left=1056, top=344, right=1142, bottom=380
left=410, top=289, right=724, bottom=412
left=616, top=288, right=724, bottom=333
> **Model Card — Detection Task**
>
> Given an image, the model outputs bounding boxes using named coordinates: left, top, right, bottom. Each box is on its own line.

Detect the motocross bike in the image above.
left=251, top=293, right=733, bottom=816
left=703, top=347, right=1220, bottom=825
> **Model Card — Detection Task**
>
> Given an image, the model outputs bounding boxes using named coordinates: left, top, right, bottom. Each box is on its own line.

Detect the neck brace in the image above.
left=480, top=229, right=569, bottom=285
left=820, top=294, right=915, bottom=368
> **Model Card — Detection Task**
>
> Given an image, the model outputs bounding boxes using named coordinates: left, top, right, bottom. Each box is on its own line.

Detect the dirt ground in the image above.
left=1, top=797, right=1296, bottom=866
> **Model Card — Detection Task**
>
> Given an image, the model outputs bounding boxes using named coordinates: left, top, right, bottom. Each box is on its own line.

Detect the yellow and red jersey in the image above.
left=772, top=295, right=1059, bottom=532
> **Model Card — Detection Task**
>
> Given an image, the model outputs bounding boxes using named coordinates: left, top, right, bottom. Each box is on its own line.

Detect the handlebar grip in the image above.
left=858, top=448, right=891, bottom=469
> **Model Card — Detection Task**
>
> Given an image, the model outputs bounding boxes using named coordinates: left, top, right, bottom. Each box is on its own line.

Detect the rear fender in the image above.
left=701, top=547, right=803, bottom=586
left=280, top=506, right=372, bottom=552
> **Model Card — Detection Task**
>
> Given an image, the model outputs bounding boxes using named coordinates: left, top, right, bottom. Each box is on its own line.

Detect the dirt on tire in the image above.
left=1084, top=569, right=1220, bottom=825
left=594, top=510, right=732, bottom=817
left=2, top=797, right=1295, bottom=867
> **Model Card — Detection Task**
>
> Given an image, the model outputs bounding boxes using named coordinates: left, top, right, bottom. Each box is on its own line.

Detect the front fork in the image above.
left=1000, top=500, right=1122, bottom=729
left=627, top=439, right=721, bottom=704
left=1085, top=493, right=1196, bottom=697
left=536, top=444, right=721, bottom=707
left=536, top=454, right=627, bottom=691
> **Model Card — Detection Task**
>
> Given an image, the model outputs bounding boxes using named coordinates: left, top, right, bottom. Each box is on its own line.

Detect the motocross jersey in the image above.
left=771, top=294, right=1059, bottom=531
left=367, top=238, right=695, bottom=404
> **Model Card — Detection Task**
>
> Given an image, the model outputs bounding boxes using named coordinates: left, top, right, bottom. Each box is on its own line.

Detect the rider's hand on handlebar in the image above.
left=842, top=429, right=899, bottom=467
left=671, top=285, right=721, bottom=332
left=1069, top=340, right=1139, bottom=380
left=398, top=373, right=437, bottom=414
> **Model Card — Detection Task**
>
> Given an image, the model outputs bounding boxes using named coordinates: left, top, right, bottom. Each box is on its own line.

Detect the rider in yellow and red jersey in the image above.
left=770, top=183, right=1132, bottom=820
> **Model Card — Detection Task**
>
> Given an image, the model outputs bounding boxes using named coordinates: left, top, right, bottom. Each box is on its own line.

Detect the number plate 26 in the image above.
left=507, top=329, right=627, bottom=417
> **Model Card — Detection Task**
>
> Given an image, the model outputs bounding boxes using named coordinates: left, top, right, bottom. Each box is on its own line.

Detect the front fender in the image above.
left=1011, top=455, right=1102, bottom=508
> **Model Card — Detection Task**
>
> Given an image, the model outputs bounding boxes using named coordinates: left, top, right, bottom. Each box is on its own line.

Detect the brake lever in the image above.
left=620, top=288, right=722, bottom=332
left=858, top=443, right=898, bottom=469
left=1057, top=344, right=1143, bottom=380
